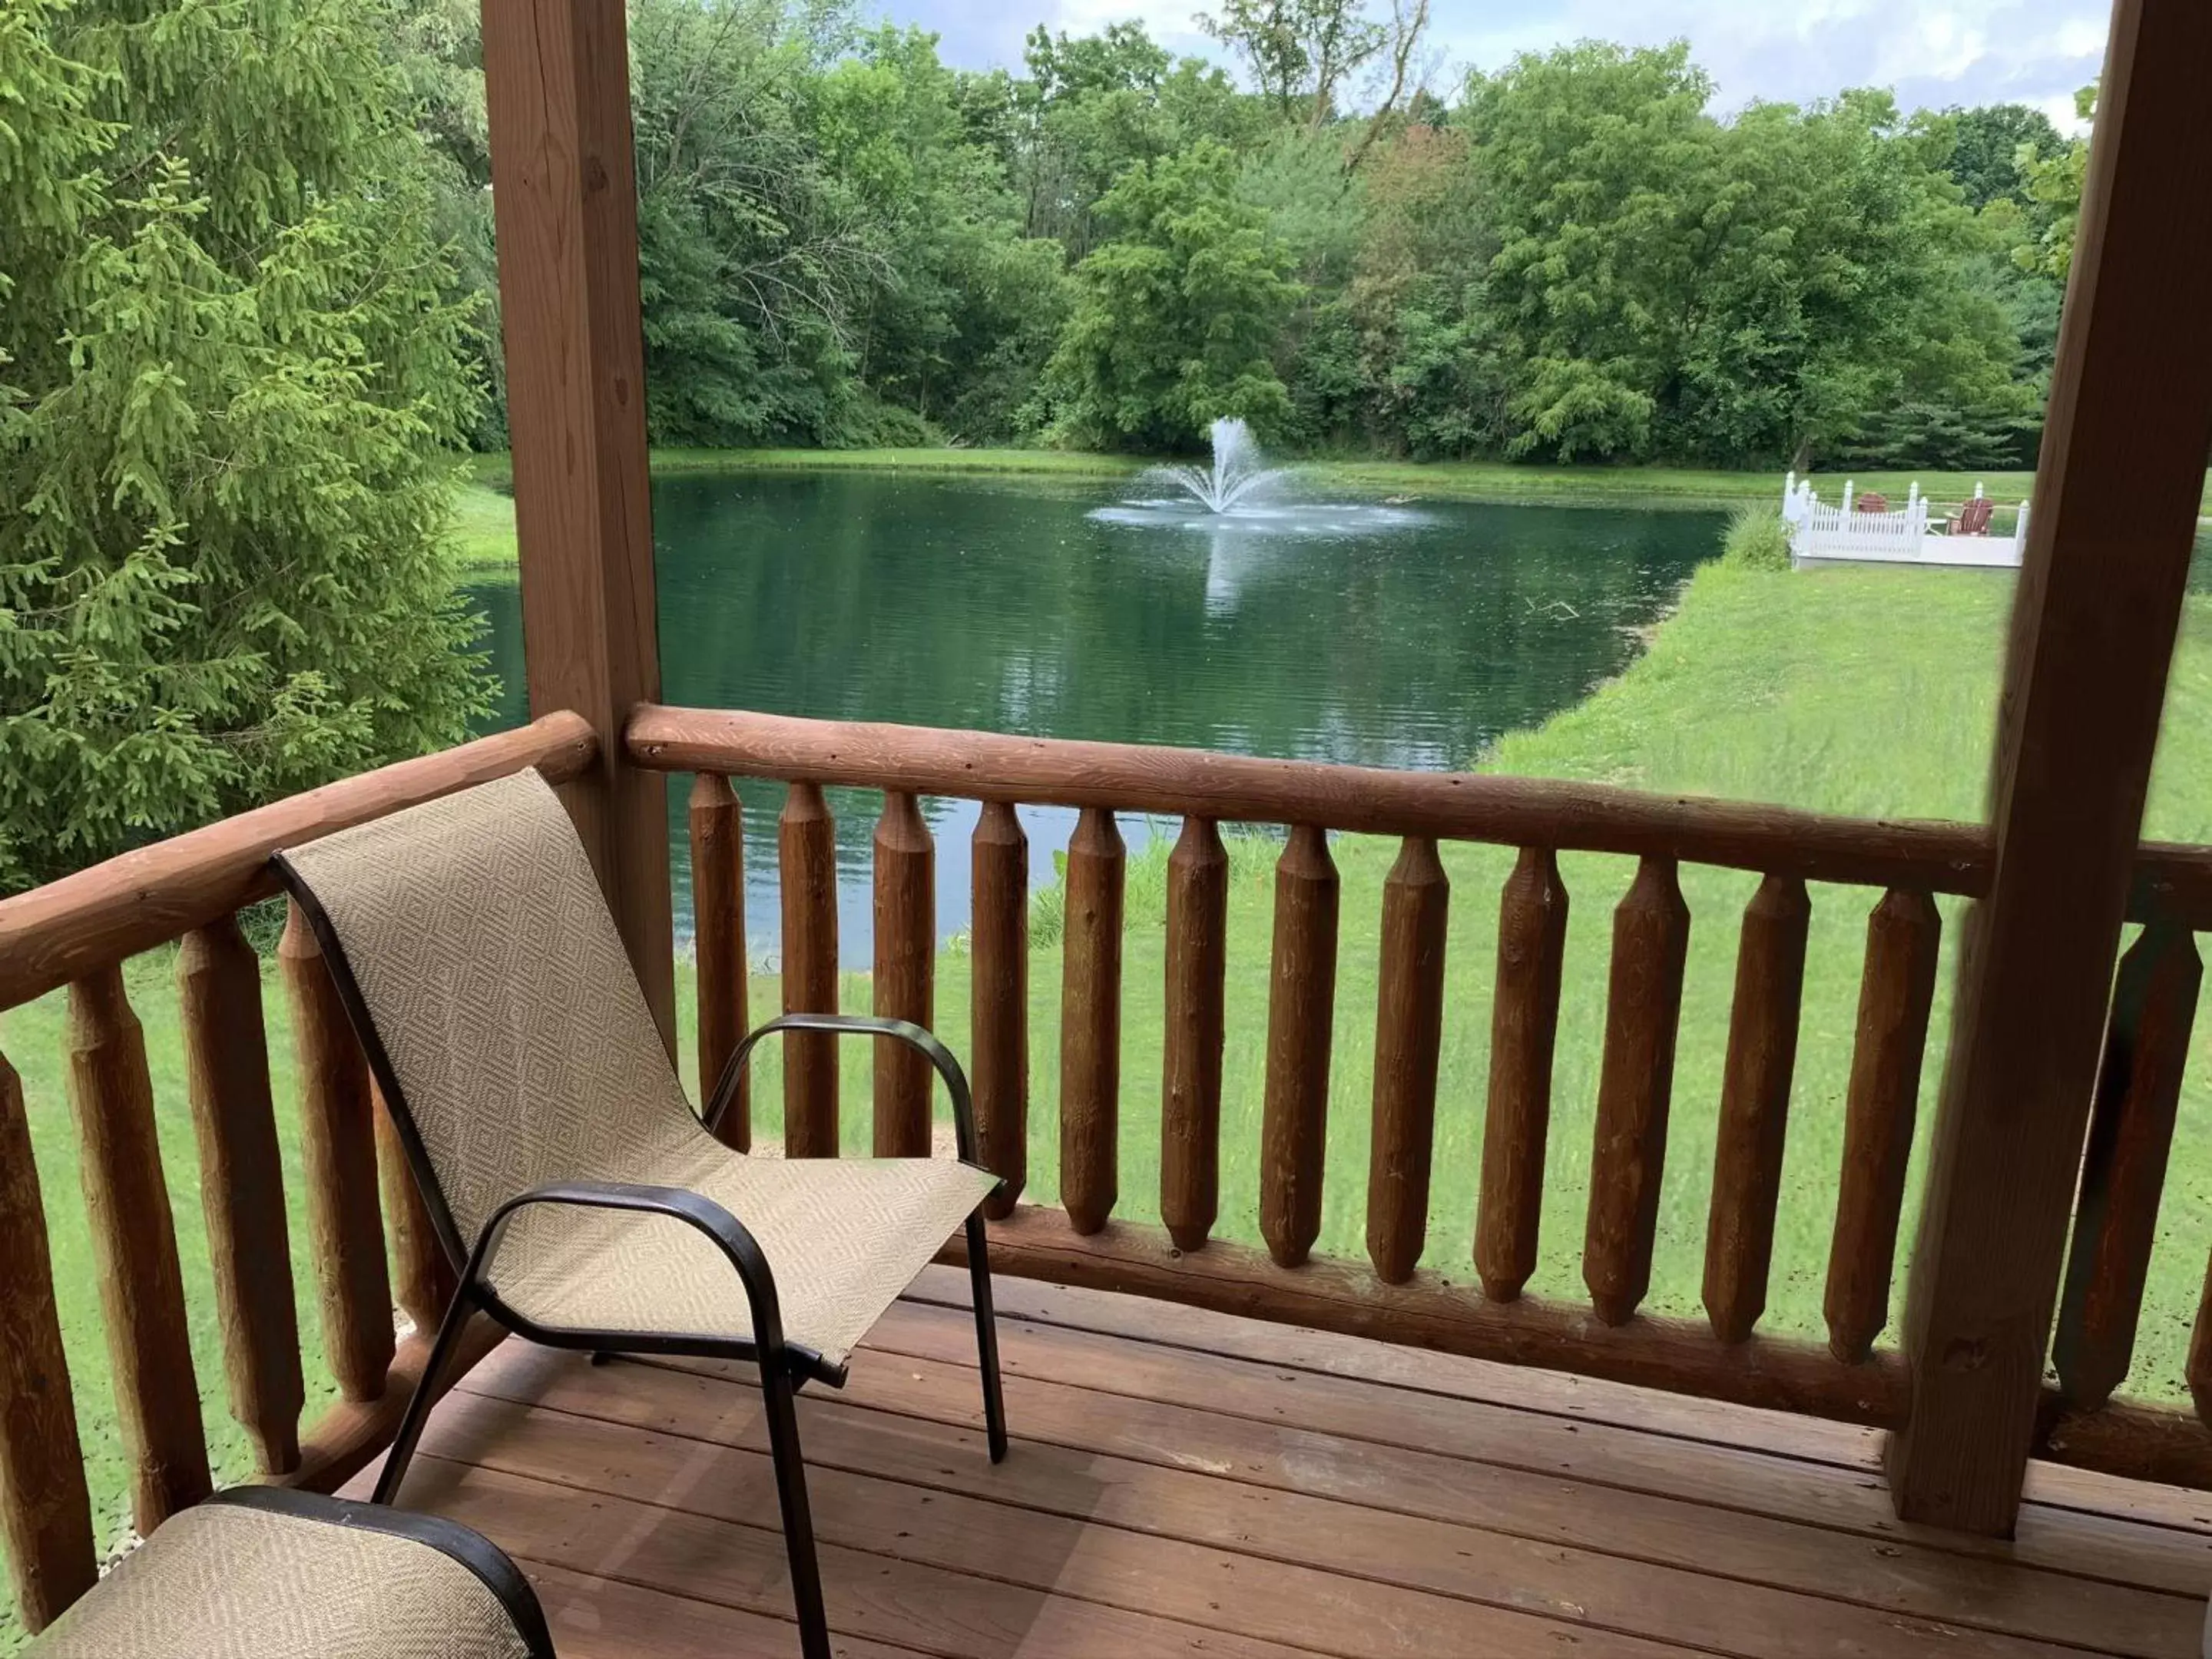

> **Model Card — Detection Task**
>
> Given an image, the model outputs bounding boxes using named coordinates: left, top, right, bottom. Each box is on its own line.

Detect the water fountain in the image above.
left=1087, top=416, right=1429, bottom=614
left=1144, top=418, right=1290, bottom=512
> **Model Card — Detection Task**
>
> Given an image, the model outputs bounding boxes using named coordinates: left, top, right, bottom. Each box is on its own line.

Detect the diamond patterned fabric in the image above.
left=280, top=770, right=993, bottom=1366
left=28, top=1502, right=534, bottom=1658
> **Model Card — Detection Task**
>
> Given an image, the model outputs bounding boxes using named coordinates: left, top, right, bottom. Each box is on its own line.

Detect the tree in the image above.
left=0, top=0, right=488, bottom=891
left=2013, top=83, right=2094, bottom=282
left=1041, top=141, right=1301, bottom=449
left=1942, top=102, right=2062, bottom=209
left=1197, top=0, right=1385, bottom=125
left=1459, top=45, right=2024, bottom=465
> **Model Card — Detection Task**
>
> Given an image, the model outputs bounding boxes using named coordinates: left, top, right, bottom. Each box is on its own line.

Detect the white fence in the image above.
left=1780, top=473, right=2028, bottom=568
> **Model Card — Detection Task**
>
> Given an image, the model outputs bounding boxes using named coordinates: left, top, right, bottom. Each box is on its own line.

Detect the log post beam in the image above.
left=482, top=0, right=674, bottom=1047
left=1887, top=0, right=2212, bottom=1535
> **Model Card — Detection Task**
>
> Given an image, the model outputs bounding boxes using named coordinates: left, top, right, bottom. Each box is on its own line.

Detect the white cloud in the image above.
left=889, top=0, right=2109, bottom=118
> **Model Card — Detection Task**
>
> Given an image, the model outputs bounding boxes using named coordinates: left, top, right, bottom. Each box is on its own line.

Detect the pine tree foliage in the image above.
left=0, top=0, right=488, bottom=892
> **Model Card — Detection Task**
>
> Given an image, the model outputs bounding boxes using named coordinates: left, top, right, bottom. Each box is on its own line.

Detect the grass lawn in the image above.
left=12, top=558, right=2212, bottom=1647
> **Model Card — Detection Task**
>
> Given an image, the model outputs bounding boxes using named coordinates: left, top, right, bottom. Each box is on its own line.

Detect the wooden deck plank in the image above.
left=911, top=1266, right=2212, bottom=1536
left=369, top=1277, right=2210, bottom=1658
left=522, top=1562, right=931, bottom=1659
left=420, top=1382, right=1717, bottom=1659
left=453, top=1343, right=2190, bottom=1659
left=866, top=1293, right=2212, bottom=1598
left=406, top=1455, right=1335, bottom=1659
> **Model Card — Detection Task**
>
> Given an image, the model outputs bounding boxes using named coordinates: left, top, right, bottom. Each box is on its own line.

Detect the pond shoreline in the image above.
left=452, top=448, right=2051, bottom=575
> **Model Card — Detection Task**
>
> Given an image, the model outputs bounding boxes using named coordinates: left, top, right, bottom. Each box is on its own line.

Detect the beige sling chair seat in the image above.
left=27, top=1487, right=554, bottom=1658
left=270, top=769, right=1006, bottom=1659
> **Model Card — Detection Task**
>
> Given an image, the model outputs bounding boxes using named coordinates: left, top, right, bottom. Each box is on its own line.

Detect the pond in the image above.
left=468, top=470, right=1720, bottom=962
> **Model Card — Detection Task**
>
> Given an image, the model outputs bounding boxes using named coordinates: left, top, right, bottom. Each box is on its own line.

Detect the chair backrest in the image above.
left=1959, top=495, right=1995, bottom=535
left=275, top=769, right=700, bottom=1254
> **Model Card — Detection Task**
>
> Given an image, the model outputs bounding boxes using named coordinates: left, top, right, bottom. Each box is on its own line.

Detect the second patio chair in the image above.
left=273, top=768, right=1005, bottom=1659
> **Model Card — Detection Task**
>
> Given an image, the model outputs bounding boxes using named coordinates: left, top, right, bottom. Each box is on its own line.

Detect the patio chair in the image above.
left=271, top=769, right=1006, bottom=1659
left=27, top=1486, right=555, bottom=1657
left=1947, top=496, right=1995, bottom=536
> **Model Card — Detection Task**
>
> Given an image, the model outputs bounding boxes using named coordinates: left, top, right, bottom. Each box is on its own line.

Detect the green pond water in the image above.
left=468, top=470, right=1721, bottom=961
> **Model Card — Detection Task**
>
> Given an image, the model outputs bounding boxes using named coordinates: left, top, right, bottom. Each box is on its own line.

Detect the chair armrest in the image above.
left=704, top=1014, right=980, bottom=1167
left=472, top=1178, right=811, bottom=1370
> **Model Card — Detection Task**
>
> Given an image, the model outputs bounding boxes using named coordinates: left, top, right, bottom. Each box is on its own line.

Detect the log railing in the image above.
left=0, top=713, right=591, bottom=1634
left=631, top=703, right=2212, bottom=1491
left=9, top=697, right=2212, bottom=1638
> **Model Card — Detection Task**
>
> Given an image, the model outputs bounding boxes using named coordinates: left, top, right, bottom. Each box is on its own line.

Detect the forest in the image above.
left=397, top=0, right=2085, bottom=469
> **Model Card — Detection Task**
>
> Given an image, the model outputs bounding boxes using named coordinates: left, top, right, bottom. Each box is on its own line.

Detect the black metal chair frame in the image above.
left=274, top=855, right=1006, bottom=1659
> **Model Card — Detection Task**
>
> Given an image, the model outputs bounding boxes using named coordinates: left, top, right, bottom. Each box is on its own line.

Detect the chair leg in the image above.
left=373, top=1287, right=476, bottom=1505
left=964, top=1213, right=1008, bottom=1463
left=760, top=1357, right=831, bottom=1659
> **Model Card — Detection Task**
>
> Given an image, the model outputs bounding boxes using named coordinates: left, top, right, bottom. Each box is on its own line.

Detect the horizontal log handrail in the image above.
left=628, top=703, right=2212, bottom=927
left=629, top=705, right=1988, bottom=891
left=0, top=711, right=597, bottom=1012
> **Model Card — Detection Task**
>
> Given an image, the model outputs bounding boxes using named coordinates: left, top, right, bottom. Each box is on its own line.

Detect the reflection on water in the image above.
left=466, top=469, right=1719, bottom=962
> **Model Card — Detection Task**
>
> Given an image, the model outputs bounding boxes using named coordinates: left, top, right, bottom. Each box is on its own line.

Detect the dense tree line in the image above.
left=400, top=0, right=2076, bottom=467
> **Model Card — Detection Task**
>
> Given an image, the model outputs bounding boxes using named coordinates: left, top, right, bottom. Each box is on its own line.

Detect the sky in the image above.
left=889, top=0, right=2109, bottom=128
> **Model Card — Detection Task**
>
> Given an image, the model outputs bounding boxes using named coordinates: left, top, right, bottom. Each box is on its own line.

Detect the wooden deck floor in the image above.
left=351, top=1267, right=2212, bottom=1658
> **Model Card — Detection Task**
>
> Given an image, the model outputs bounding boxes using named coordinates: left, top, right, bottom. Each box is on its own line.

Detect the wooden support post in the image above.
left=65, top=967, right=212, bottom=1531
left=779, top=781, right=839, bottom=1157
left=1368, top=836, right=1449, bottom=1284
left=689, top=773, right=750, bottom=1149
left=482, top=0, right=674, bottom=1049
left=1260, top=824, right=1340, bottom=1270
left=971, top=802, right=1028, bottom=1217
left=1161, top=816, right=1229, bottom=1252
left=873, top=791, right=935, bottom=1157
left=1475, top=847, right=1568, bottom=1302
left=178, top=917, right=305, bottom=1475
left=1889, top=0, right=2212, bottom=1535
left=0, top=1051, right=98, bottom=1631
left=1823, top=889, right=1941, bottom=1365
left=1060, top=807, right=1125, bottom=1236
left=1703, top=874, right=1810, bottom=1344
left=280, top=903, right=396, bottom=1402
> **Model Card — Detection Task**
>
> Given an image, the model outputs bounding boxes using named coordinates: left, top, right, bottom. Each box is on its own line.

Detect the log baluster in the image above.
left=1261, top=824, right=1341, bottom=1270
left=280, top=903, right=395, bottom=1402
left=1363, top=845, right=1451, bottom=1283
left=65, top=965, right=213, bottom=1528
left=1161, top=816, right=1229, bottom=1252
left=177, top=917, right=305, bottom=1474
left=1061, top=807, right=1124, bottom=1235
left=1823, top=887, right=1941, bottom=1363
left=2054, top=920, right=2202, bottom=1408
left=690, top=773, right=750, bottom=1150
left=1703, top=874, right=1812, bottom=1343
left=779, top=781, right=839, bottom=1157
left=374, top=1081, right=455, bottom=1338
left=1475, top=847, right=1568, bottom=1301
left=0, top=1051, right=98, bottom=1631
left=1368, top=837, right=1449, bottom=1283
left=971, top=801, right=1028, bottom=1217
left=873, top=791, right=935, bottom=1157
left=1583, top=856, right=1690, bottom=1326
left=2192, top=1250, right=2212, bottom=1428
